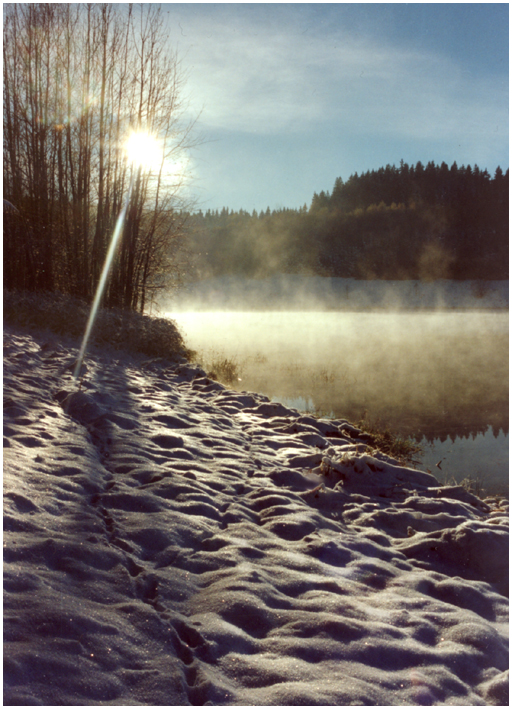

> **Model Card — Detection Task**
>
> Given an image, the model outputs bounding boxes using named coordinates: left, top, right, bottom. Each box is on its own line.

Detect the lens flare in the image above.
left=72, top=131, right=162, bottom=383
left=72, top=170, right=135, bottom=382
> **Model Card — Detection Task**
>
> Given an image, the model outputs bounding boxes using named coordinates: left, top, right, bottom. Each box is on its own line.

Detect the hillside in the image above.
left=188, top=161, right=508, bottom=282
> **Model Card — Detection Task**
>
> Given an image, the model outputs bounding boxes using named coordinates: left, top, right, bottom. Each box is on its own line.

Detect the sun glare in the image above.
left=124, top=131, right=163, bottom=170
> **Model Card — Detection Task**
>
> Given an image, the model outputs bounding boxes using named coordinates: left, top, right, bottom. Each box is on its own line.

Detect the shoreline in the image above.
left=168, top=306, right=510, bottom=314
left=4, top=322, right=509, bottom=705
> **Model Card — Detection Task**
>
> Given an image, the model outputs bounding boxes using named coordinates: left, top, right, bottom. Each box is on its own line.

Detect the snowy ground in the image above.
left=3, top=325, right=509, bottom=706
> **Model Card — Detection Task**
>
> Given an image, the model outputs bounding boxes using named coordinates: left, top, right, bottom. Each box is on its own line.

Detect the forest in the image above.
left=188, top=161, right=509, bottom=281
left=3, top=3, right=508, bottom=312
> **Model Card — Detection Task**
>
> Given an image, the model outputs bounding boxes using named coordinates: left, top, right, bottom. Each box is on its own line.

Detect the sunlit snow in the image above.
left=3, top=324, right=508, bottom=706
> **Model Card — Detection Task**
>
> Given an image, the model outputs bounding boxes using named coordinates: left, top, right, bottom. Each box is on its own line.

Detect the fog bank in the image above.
left=162, top=276, right=509, bottom=312
left=168, top=309, right=508, bottom=495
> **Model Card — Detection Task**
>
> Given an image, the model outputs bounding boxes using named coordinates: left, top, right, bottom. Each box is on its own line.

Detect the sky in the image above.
left=159, top=3, right=509, bottom=213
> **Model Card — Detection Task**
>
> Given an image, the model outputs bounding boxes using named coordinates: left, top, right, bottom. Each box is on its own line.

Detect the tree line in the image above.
left=3, top=3, right=194, bottom=312
left=188, top=161, right=508, bottom=281
left=4, top=4, right=507, bottom=312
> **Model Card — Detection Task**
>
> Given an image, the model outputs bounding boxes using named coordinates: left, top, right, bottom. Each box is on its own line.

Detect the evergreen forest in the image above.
left=188, top=161, right=508, bottom=281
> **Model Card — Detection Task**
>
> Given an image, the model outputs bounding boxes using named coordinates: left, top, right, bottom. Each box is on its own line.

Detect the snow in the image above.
left=3, top=324, right=509, bottom=706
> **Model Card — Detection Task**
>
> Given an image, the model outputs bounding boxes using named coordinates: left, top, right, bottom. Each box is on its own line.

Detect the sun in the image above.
left=124, top=131, right=163, bottom=171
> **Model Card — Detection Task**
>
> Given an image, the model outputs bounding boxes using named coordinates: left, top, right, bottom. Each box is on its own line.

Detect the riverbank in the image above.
left=4, top=322, right=508, bottom=705
left=170, top=309, right=509, bottom=497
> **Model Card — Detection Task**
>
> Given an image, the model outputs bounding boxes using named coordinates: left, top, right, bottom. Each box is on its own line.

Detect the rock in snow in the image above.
left=3, top=325, right=509, bottom=706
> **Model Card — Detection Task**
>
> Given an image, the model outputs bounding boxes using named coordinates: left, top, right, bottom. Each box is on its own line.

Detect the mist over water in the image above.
left=168, top=307, right=508, bottom=495
left=166, top=275, right=509, bottom=312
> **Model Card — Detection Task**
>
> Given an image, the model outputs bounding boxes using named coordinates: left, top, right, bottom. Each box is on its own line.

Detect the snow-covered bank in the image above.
left=3, top=325, right=509, bottom=706
left=164, top=275, right=509, bottom=311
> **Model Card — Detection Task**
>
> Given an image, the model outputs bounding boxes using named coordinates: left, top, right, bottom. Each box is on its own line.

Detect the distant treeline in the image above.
left=189, top=161, right=509, bottom=280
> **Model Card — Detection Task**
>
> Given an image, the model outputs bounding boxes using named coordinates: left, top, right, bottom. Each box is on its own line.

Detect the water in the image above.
left=169, top=310, right=508, bottom=496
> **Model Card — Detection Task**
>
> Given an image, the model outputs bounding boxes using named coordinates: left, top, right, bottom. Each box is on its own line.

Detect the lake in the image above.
left=168, top=310, right=508, bottom=496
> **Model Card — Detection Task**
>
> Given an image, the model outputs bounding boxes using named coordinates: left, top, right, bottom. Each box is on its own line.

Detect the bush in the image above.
left=3, top=289, right=193, bottom=361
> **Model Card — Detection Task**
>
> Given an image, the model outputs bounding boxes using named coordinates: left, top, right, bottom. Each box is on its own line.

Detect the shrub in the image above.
left=3, top=289, right=193, bottom=361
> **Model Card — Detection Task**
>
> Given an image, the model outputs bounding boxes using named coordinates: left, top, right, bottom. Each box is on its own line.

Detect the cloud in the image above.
left=167, top=7, right=508, bottom=152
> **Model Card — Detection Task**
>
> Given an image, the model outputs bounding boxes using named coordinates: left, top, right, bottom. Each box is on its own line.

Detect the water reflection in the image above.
left=273, top=395, right=508, bottom=496
left=418, top=426, right=509, bottom=496
left=170, top=310, right=508, bottom=495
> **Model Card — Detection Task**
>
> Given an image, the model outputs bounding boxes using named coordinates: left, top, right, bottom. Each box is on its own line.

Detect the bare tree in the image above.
left=3, top=2, right=196, bottom=310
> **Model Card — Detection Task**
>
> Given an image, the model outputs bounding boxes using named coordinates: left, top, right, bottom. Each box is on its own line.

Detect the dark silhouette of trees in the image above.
left=188, top=161, right=508, bottom=281
left=3, top=3, right=195, bottom=311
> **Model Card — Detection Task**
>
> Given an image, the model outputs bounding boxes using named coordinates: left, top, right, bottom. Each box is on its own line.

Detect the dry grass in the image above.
left=357, top=413, right=423, bottom=465
left=196, top=349, right=244, bottom=385
left=439, top=472, right=508, bottom=500
left=4, top=289, right=194, bottom=361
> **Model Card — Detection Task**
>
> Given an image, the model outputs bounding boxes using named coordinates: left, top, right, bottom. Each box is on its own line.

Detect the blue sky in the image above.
left=160, top=3, right=509, bottom=212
